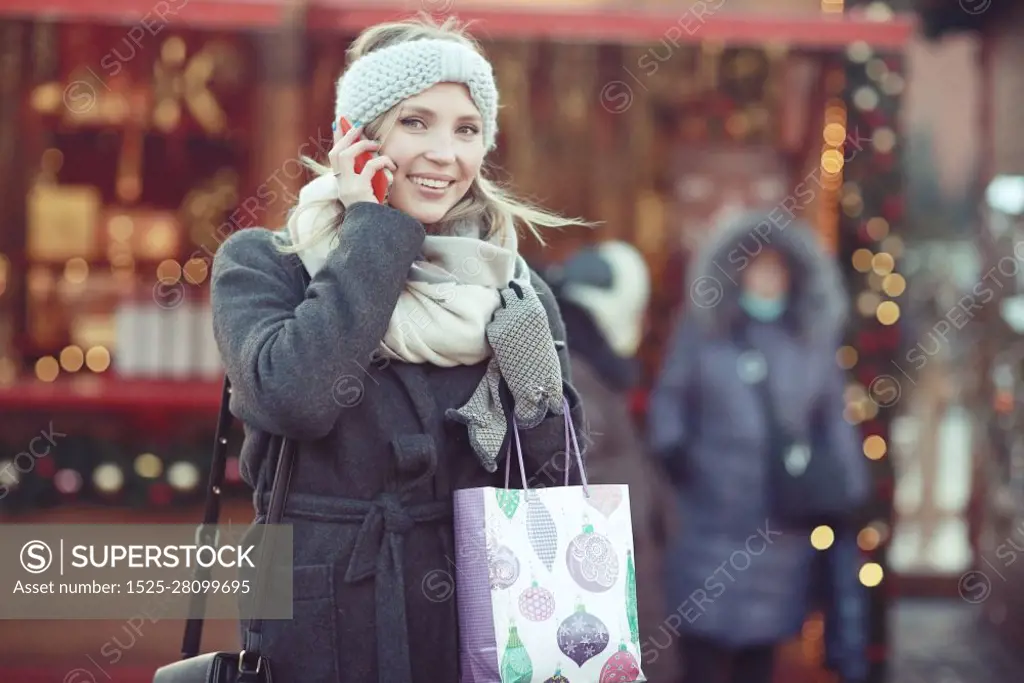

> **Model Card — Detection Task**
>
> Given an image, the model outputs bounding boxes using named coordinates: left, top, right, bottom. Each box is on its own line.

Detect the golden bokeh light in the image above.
left=86, top=346, right=111, bottom=372
left=134, top=453, right=163, bottom=479
left=872, top=127, right=897, bottom=154
left=876, top=300, right=900, bottom=325
left=35, top=356, right=59, bottom=382
left=863, top=435, right=887, bottom=460
left=865, top=217, right=890, bottom=240
left=871, top=252, right=895, bottom=275
left=183, top=258, right=209, bottom=285
left=882, top=273, right=906, bottom=297
left=156, top=259, right=182, bottom=285
left=852, top=248, right=873, bottom=272
left=859, top=562, right=884, bottom=587
left=60, top=346, right=85, bottom=372
left=857, top=526, right=881, bottom=551
left=823, top=123, right=847, bottom=146
left=836, top=346, right=858, bottom=369
left=810, top=525, right=835, bottom=550
left=821, top=149, right=845, bottom=174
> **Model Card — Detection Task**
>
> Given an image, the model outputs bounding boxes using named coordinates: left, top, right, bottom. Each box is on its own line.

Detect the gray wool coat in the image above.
left=210, top=202, right=587, bottom=683
left=646, top=212, right=869, bottom=650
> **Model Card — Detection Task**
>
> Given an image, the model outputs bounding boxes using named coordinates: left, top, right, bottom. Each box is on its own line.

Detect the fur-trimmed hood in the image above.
left=686, top=210, right=849, bottom=345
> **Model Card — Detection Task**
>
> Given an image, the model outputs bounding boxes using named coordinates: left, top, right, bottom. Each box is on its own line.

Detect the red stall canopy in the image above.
left=0, top=0, right=916, bottom=47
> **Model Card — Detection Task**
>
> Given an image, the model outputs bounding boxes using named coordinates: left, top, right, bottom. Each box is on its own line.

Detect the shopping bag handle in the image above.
left=504, top=396, right=589, bottom=495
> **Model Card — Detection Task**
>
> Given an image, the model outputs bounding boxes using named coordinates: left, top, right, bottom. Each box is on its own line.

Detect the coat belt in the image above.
left=257, top=491, right=452, bottom=683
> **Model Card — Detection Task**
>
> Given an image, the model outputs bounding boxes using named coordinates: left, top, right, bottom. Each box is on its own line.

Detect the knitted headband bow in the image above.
left=334, top=38, right=500, bottom=151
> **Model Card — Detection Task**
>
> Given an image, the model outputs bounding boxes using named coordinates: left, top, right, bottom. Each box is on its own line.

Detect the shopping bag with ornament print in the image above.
left=453, top=398, right=645, bottom=683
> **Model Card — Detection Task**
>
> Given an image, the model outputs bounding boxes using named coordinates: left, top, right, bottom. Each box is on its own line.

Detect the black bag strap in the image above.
left=180, top=247, right=307, bottom=672
left=179, top=375, right=234, bottom=659
left=180, top=376, right=297, bottom=665
left=180, top=244, right=309, bottom=666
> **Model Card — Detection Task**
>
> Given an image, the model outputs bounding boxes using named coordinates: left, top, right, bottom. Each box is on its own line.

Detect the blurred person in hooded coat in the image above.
left=647, top=212, right=870, bottom=683
left=544, top=241, right=682, bottom=683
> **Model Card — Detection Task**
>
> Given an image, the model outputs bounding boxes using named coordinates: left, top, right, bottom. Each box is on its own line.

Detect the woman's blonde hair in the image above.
left=280, top=13, right=592, bottom=255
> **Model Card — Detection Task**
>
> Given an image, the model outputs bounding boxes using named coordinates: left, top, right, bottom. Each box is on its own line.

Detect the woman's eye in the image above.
left=458, top=124, right=480, bottom=135
left=400, top=117, right=425, bottom=129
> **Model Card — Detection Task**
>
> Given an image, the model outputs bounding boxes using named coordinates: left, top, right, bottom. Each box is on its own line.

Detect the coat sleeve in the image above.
left=817, top=362, right=872, bottom=507
left=509, top=272, right=589, bottom=486
left=646, top=314, right=699, bottom=468
left=210, top=202, right=425, bottom=440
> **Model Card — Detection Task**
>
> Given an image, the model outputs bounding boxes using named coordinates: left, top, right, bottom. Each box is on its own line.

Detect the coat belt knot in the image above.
left=257, top=477, right=452, bottom=683
left=376, top=493, right=416, bottom=534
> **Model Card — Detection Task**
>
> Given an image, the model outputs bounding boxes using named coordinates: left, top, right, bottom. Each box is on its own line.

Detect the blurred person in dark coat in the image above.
left=647, top=212, right=869, bottom=683
left=544, top=241, right=682, bottom=683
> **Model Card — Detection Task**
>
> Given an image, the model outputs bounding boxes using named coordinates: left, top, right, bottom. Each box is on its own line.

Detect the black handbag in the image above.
left=739, top=331, right=855, bottom=530
left=152, top=376, right=295, bottom=683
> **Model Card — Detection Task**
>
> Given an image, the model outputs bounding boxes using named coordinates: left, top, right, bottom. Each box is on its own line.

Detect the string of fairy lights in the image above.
left=796, top=6, right=905, bottom=606
left=814, top=0, right=907, bottom=679
left=0, top=438, right=243, bottom=513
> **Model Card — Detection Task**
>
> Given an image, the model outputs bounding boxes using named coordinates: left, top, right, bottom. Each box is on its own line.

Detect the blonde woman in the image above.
left=210, top=15, right=590, bottom=682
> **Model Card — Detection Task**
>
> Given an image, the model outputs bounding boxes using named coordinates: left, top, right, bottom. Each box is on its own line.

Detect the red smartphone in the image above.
left=338, top=117, right=389, bottom=203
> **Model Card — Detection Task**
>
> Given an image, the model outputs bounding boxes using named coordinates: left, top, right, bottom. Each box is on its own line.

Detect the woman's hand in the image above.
left=328, top=123, right=396, bottom=209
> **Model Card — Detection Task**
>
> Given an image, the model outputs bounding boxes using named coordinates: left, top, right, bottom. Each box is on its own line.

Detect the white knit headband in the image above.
left=334, top=38, right=499, bottom=151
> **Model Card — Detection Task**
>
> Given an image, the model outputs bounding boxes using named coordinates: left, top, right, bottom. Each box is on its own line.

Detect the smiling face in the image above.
left=375, top=82, right=486, bottom=226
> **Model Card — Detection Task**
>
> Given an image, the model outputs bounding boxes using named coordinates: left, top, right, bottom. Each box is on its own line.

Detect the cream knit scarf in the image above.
left=286, top=174, right=530, bottom=366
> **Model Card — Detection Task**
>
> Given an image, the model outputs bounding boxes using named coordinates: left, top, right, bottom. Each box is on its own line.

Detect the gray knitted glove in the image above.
left=487, top=281, right=565, bottom=429
left=447, top=279, right=566, bottom=472
left=446, top=356, right=507, bottom=473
